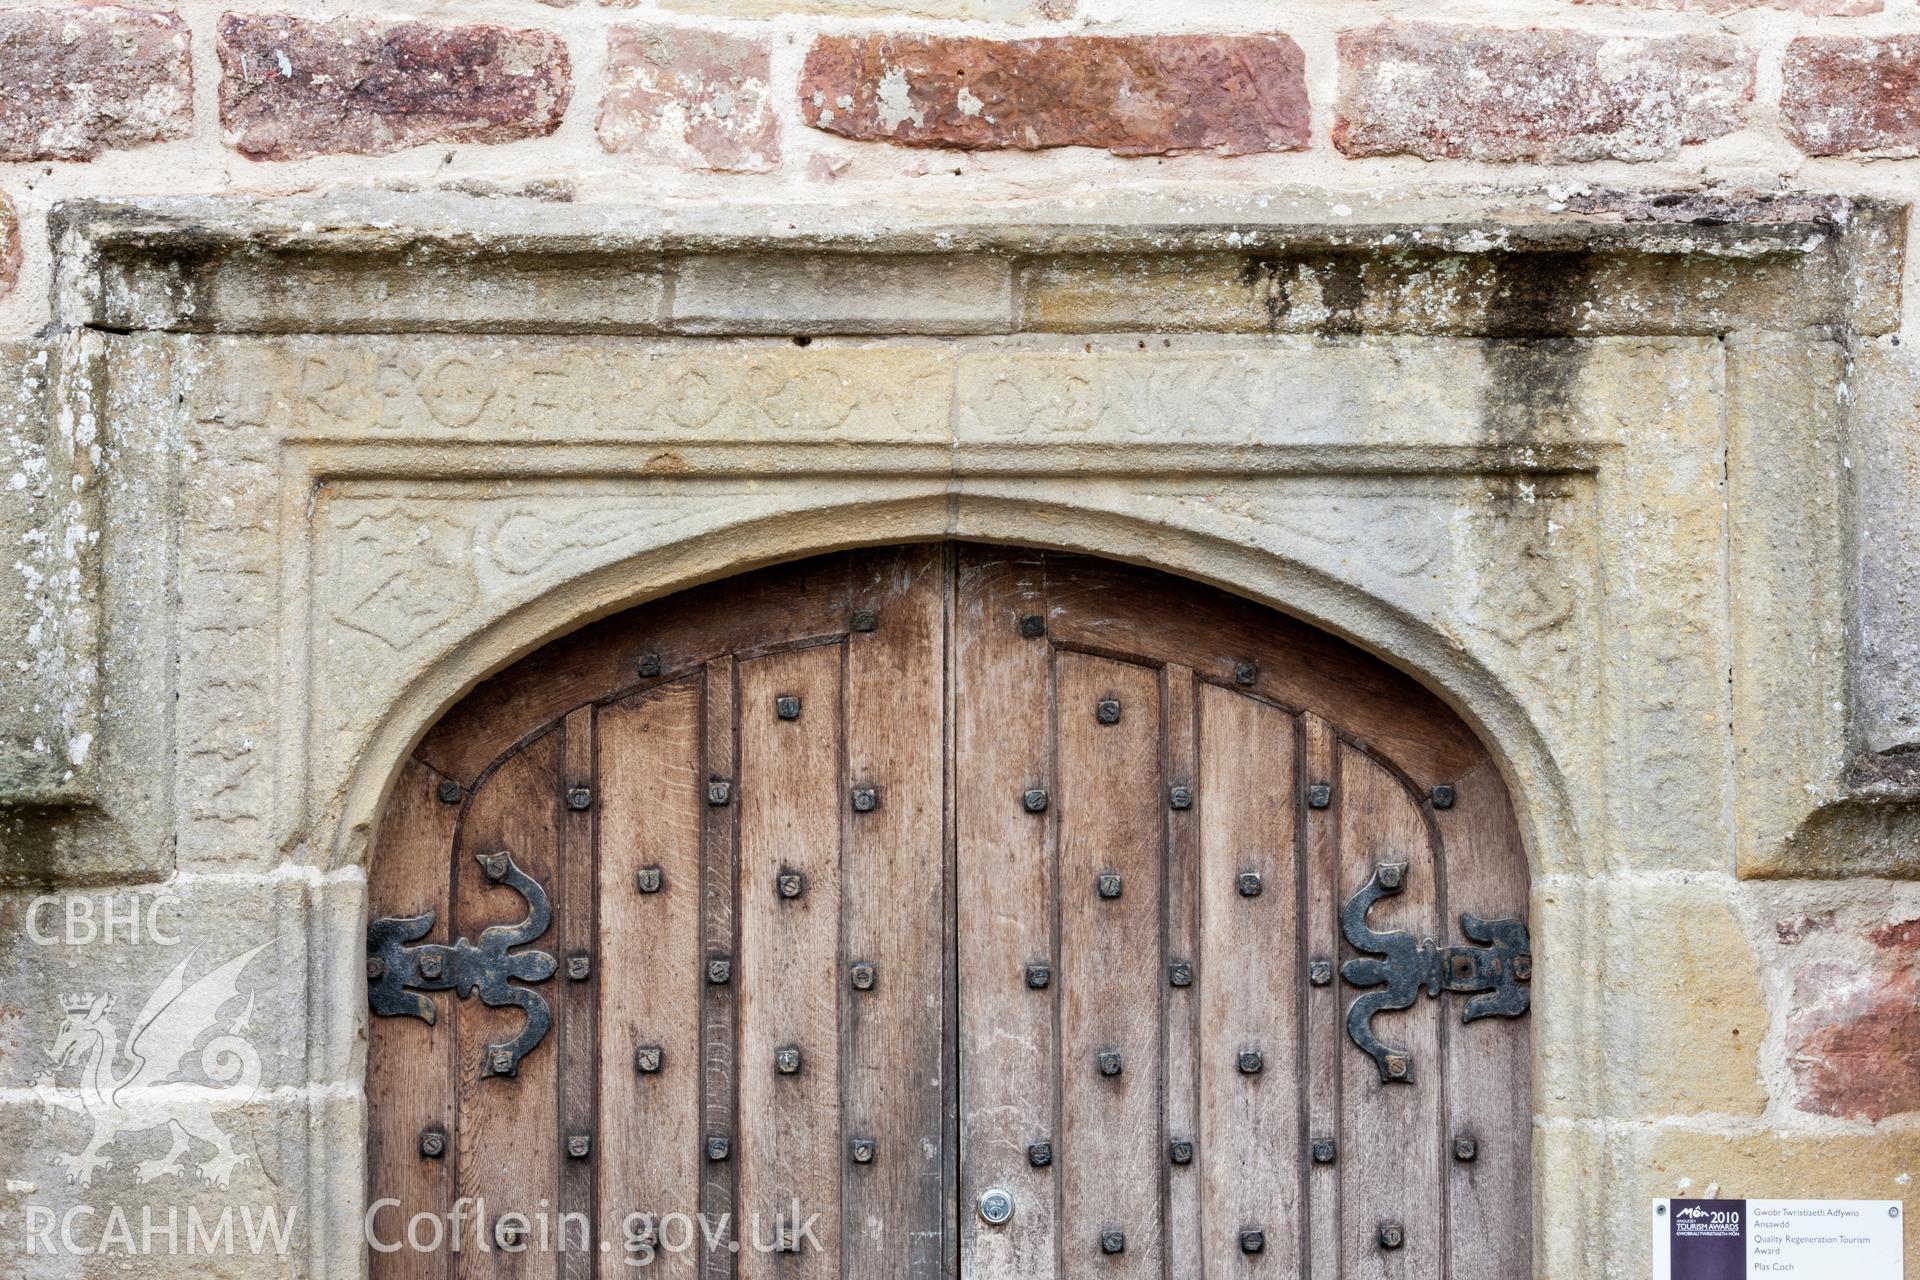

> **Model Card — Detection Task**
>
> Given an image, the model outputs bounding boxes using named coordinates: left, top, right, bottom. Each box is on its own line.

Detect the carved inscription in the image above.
left=953, top=345, right=1487, bottom=444
left=263, top=342, right=953, bottom=441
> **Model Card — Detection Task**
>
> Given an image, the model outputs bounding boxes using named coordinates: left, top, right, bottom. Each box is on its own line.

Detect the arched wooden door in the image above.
left=366, top=544, right=1532, bottom=1280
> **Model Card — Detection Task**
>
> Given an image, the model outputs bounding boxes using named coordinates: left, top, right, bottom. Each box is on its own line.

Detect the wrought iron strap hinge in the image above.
left=1340, top=860, right=1530, bottom=1084
left=367, top=850, right=559, bottom=1078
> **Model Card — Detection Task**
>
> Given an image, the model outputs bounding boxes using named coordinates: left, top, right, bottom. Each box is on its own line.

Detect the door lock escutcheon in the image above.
left=978, top=1188, right=1014, bottom=1225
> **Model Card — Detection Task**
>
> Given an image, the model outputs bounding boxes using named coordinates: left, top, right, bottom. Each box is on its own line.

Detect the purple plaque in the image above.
left=1670, top=1199, right=1747, bottom=1280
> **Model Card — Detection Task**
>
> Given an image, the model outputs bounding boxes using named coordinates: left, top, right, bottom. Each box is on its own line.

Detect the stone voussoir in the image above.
left=1782, top=35, right=1920, bottom=157
left=1335, top=21, right=1756, bottom=163
left=0, top=6, right=192, bottom=162
left=801, top=33, right=1309, bottom=157
left=217, top=13, right=571, bottom=162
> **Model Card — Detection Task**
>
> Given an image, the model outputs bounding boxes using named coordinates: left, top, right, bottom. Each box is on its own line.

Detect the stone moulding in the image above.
left=48, top=188, right=1903, bottom=337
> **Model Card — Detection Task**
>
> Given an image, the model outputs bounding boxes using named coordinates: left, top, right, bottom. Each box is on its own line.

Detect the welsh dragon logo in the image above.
left=32, top=941, right=272, bottom=1187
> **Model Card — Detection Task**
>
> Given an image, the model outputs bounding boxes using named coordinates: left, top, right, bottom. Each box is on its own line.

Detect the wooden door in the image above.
left=367, top=545, right=1531, bottom=1280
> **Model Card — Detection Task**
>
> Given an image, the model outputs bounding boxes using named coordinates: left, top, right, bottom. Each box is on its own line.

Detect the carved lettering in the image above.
left=419, top=355, right=495, bottom=429
left=269, top=342, right=950, bottom=442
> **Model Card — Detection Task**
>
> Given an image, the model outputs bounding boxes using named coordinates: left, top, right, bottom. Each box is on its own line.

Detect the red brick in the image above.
left=1783, top=36, right=1920, bottom=157
left=0, top=7, right=190, bottom=161
left=800, top=34, right=1308, bottom=157
left=1575, top=0, right=1879, bottom=12
left=1787, top=957, right=1920, bottom=1122
left=599, top=27, right=779, bottom=172
left=1335, top=22, right=1753, bottom=163
left=218, top=14, right=570, bottom=162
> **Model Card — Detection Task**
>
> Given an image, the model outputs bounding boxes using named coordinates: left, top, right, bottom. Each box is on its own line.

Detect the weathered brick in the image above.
left=0, top=7, right=191, bottom=161
left=1576, top=0, right=1878, bottom=12
left=599, top=27, right=779, bottom=172
left=218, top=14, right=570, bottom=161
left=1335, top=22, right=1754, bottom=163
left=1786, top=921, right=1920, bottom=1122
left=801, top=34, right=1308, bottom=157
left=1782, top=35, right=1920, bottom=157
left=662, top=0, right=1071, bottom=17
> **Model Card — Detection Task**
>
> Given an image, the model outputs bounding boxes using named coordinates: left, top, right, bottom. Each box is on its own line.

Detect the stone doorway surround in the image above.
left=1, top=190, right=1916, bottom=1279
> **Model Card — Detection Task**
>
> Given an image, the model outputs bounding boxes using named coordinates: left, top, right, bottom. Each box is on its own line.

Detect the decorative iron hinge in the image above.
left=1340, top=860, right=1530, bottom=1084
left=367, top=850, right=558, bottom=1078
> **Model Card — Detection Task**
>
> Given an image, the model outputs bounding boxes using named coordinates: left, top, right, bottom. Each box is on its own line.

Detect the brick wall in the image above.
left=0, top=0, right=1917, bottom=331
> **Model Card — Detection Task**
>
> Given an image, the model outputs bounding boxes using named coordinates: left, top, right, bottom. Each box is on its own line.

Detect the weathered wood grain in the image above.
left=737, top=644, right=844, bottom=1280
left=368, top=758, right=458, bottom=1280
left=701, top=658, right=740, bottom=1280
left=559, top=706, right=597, bottom=1279
left=1303, top=715, right=1343, bottom=1280
left=1040, top=552, right=1484, bottom=791
left=454, top=730, right=562, bottom=1280
left=844, top=546, right=950, bottom=1279
left=1162, top=665, right=1201, bottom=1280
left=1196, top=683, right=1300, bottom=1280
left=1056, top=651, right=1164, bottom=1279
left=954, top=547, right=1057, bottom=1280
left=1337, top=745, right=1443, bottom=1280
left=1435, top=758, right=1533, bottom=1280
left=597, top=680, right=703, bottom=1279
left=418, top=557, right=855, bottom=786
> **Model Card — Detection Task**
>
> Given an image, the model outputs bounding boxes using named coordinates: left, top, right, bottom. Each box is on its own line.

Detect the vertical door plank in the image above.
left=737, top=644, right=844, bottom=1280
left=454, top=731, right=563, bottom=1280
left=1435, top=760, right=1532, bottom=1280
left=1302, top=715, right=1342, bottom=1280
left=559, top=707, right=598, bottom=1278
left=1195, top=685, right=1301, bottom=1280
left=368, top=758, right=458, bottom=1280
left=954, top=549, right=1056, bottom=1280
left=702, top=659, right=740, bottom=1280
left=597, top=680, right=704, bottom=1279
left=952, top=552, right=1059, bottom=1280
left=1056, top=651, right=1165, bottom=1280
left=1337, top=745, right=1444, bottom=1280
left=844, top=547, right=950, bottom=1280
left=1161, top=667, right=1201, bottom=1280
